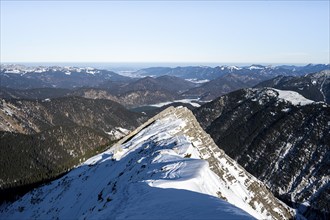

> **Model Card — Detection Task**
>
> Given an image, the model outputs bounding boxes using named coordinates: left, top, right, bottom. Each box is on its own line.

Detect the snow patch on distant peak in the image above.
left=4, top=69, right=20, bottom=74
left=186, top=78, right=210, bottom=84
left=220, top=65, right=242, bottom=71
left=229, top=66, right=242, bottom=70
left=273, top=89, right=314, bottom=106
left=249, top=65, right=264, bottom=70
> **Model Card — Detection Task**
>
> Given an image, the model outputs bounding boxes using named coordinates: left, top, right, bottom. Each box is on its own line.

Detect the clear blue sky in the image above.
left=1, top=1, right=329, bottom=64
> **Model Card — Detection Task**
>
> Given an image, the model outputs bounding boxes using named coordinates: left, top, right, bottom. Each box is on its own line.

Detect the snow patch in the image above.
left=186, top=78, right=210, bottom=84
left=274, top=89, right=314, bottom=106
left=106, top=127, right=131, bottom=139
left=249, top=65, right=263, bottom=70
left=149, top=99, right=201, bottom=108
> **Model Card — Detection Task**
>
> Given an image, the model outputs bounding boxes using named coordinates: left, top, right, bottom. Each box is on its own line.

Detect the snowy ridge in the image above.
left=0, top=107, right=294, bottom=219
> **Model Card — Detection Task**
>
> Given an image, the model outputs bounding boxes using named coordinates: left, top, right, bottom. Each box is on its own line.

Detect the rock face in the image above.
left=194, top=88, right=330, bottom=219
left=255, top=70, right=330, bottom=104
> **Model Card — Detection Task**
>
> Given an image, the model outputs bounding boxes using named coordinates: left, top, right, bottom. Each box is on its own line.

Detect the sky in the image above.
left=1, top=1, right=329, bottom=65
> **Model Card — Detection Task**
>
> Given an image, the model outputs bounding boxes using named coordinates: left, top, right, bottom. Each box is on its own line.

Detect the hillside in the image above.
left=183, top=73, right=266, bottom=101
left=0, top=97, right=146, bottom=199
left=255, top=70, right=330, bottom=103
left=71, top=76, right=196, bottom=108
left=0, top=97, right=143, bottom=134
left=0, top=87, right=72, bottom=100
left=194, top=88, right=330, bottom=219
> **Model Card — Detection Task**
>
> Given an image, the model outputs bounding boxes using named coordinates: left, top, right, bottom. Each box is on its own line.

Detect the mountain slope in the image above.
left=0, top=87, right=72, bottom=100
left=0, top=126, right=112, bottom=191
left=154, top=75, right=197, bottom=93
left=97, top=76, right=195, bottom=107
left=255, top=70, right=330, bottom=103
left=0, top=97, right=143, bottom=135
left=194, top=88, right=329, bottom=219
left=183, top=73, right=266, bottom=100
left=0, top=97, right=146, bottom=198
left=0, top=107, right=294, bottom=219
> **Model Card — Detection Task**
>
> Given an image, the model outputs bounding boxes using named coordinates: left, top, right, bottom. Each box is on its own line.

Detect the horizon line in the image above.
left=1, top=61, right=328, bottom=66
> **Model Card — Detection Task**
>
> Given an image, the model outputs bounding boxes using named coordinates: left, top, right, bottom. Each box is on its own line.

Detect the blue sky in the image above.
left=1, top=1, right=329, bottom=64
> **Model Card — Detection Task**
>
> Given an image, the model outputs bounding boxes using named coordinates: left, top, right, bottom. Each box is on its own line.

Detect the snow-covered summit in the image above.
left=0, top=107, right=294, bottom=220
left=248, top=65, right=265, bottom=70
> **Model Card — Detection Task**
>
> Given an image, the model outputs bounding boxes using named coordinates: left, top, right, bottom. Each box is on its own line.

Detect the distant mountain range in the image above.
left=0, top=65, right=131, bottom=89
left=134, top=64, right=330, bottom=80
left=1, top=64, right=328, bottom=107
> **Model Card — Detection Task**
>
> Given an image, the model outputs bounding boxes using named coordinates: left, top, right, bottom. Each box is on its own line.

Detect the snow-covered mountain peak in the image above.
left=248, top=65, right=265, bottom=70
left=0, top=106, right=295, bottom=220
left=219, top=65, right=242, bottom=71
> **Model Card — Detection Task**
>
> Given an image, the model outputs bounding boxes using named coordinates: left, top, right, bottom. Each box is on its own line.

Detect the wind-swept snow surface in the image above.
left=1, top=107, right=294, bottom=220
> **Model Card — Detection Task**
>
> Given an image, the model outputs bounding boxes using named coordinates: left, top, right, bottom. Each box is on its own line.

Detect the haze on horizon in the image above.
left=1, top=1, right=329, bottom=65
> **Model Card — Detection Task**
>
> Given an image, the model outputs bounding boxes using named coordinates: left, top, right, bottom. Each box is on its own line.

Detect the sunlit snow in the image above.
left=274, top=89, right=314, bottom=106
left=149, top=99, right=201, bottom=107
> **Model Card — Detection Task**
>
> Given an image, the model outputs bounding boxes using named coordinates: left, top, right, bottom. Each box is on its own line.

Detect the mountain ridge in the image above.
left=0, top=106, right=295, bottom=219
